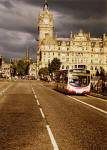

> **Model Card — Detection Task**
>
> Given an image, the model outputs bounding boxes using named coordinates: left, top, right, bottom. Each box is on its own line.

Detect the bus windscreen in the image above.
left=69, top=75, right=90, bottom=87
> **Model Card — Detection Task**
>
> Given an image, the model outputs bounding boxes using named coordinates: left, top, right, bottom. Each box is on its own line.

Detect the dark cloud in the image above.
left=0, top=0, right=106, bottom=60
left=0, top=0, right=13, bottom=8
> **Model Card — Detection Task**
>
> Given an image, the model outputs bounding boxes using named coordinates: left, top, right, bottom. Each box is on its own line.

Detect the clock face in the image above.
left=44, top=18, right=49, bottom=24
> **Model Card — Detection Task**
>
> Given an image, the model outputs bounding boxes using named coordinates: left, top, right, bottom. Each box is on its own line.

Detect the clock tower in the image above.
left=38, top=0, right=54, bottom=42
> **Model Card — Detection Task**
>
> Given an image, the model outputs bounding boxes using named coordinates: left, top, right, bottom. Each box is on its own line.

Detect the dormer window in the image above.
left=58, top=41, right=61, bottom=46
left=66, top=41, right=70, bottom=46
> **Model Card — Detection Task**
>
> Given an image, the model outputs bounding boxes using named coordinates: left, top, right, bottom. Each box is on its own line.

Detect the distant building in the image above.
left=25, top=48, right=30, bottom=62
left=36, top=0, right=107, bottom=76
left=0, top=55, right=3, bottom=76
left=1, top=59, right=11, bottom=78
left=29, top=63, right=37, bottom=78
left=0, top=55, right=11, bottom=78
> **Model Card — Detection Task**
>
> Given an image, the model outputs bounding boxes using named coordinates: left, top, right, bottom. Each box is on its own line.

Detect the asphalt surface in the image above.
left=0, top=80, right=107, bottom=150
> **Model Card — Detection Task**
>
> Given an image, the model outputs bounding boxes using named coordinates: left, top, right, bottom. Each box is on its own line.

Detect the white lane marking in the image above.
left=87, top=95, right=107, bottom=102
left=40, top=108, right=45, bottom=119
left=32, top=87, right=36, bottom=95
left=34, top=95, right=37, bottom=99
left=67, top=96, right=107, bottom=115
left=46, top=125, right=59, bottom=150
left=37, top=99, right=40, bottom=105
left=0, top=85, right=11, bottom=95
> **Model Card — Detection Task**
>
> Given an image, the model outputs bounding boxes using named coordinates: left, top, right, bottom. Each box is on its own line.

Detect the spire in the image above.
left=43, top=0, right=48, bottom=11
left=26, top=48, right=29, bottom=61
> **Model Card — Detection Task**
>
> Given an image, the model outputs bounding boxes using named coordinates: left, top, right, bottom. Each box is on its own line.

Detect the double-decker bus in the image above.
left=54, top=69, right=90, bottom=94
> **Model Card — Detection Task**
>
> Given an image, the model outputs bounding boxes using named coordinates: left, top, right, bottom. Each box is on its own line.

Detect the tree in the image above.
left=14, top=60, right=29, bottom=76
left=38, top=67, right=49, bottom=76
left=100, top=67, right=105, bottom=77
left=48, top=58, right=61, bottom=73
left=96, top=69, right=100, bottom=76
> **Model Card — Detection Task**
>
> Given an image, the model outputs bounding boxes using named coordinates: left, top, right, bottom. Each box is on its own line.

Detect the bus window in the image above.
left=69, top=75, right=90, bottom=87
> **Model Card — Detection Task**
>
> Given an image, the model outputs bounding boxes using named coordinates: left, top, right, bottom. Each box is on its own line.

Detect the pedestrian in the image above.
left=91, top=82, right=93, bottom=91
left=102, top=80, right=105, bottom=93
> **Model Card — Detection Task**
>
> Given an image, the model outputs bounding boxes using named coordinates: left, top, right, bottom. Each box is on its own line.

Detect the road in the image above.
left=0, top=80, right=106, bottom=150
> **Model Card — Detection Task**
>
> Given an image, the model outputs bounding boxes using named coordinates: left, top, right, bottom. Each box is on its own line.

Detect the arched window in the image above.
left=90, top=66, right=93, bottom=70
left=62, top=65, right=64, bottom=70
left=48, top=59, right=50, bottom=64
left=66, top=65, right=69, bottom=70
left=95, top=66, right=97, bottom=70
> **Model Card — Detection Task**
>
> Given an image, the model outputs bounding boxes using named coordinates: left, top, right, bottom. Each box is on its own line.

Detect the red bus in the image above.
left=54, top=69, right=90, bottom=94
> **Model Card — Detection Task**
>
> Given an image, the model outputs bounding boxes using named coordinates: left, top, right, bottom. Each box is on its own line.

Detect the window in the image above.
left=66, top=58, right=69, bottom=62
left=95, top=66, right=97, bottom=70
left=66, top=65, right=69, bottom=69
left=62, top=57, right=66, bottom=62
left=62, top=65, right=64, bottom=69
left=66, top=53, right=69, bottom=56
left=66, top=41, right=70, bottom=46
left=48, top=59, right=50, bottom=64
left=58, top=41, right=61, bottom=46
left=90, top=66, right=93, bottom=70
left=62, top=53, right=65, bottom=56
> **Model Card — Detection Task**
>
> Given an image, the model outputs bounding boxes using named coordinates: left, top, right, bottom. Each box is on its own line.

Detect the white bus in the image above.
left=54, top=69, right=91, bottom=94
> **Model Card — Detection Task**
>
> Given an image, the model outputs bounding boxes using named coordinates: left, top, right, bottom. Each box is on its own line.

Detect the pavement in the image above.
left=90, top=92, right=107, bottom=100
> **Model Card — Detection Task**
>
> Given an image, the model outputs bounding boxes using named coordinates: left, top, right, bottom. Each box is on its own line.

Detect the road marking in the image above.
left=40, top=108, right=45, bottom=119
left=67, top=96, right=107, bottom=115
left=0, top=82, right=9, bottom=84
left=46, top=125, right=59, bottom=150
left=33, top=90, right=35, bottom=95
left=0, top=84, right=11, bottom=96
left=37, top=99, right=40, bottom=105
left=32, top=87, right=36, bottom=95
left=86, top=95, right=107, bottom=102
left=34, top=95, right=37, bottom=99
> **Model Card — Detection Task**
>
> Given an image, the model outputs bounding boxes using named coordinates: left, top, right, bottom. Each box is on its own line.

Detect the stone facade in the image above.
left=37, top=1, right=107, bottom=76
left=2, top=63, right=11, bottom=78
left=29, top=63, right=37, bottom=78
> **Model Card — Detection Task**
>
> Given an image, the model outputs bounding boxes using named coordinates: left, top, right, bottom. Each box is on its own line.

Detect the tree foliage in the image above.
left=48, top=58, right=61, bottom=73
left=99, top=67, right=105, bottom=77
left=95, top=67, right=106, bottom=80
left=96, top=69, right=100, bottom=76
left=14, top=60, right=29, bottom=76
left=38, top=67, right=49, bottom=76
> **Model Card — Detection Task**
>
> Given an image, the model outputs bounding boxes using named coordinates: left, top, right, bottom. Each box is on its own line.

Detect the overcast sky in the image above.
left=0, top=0, right=107, bottom=61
